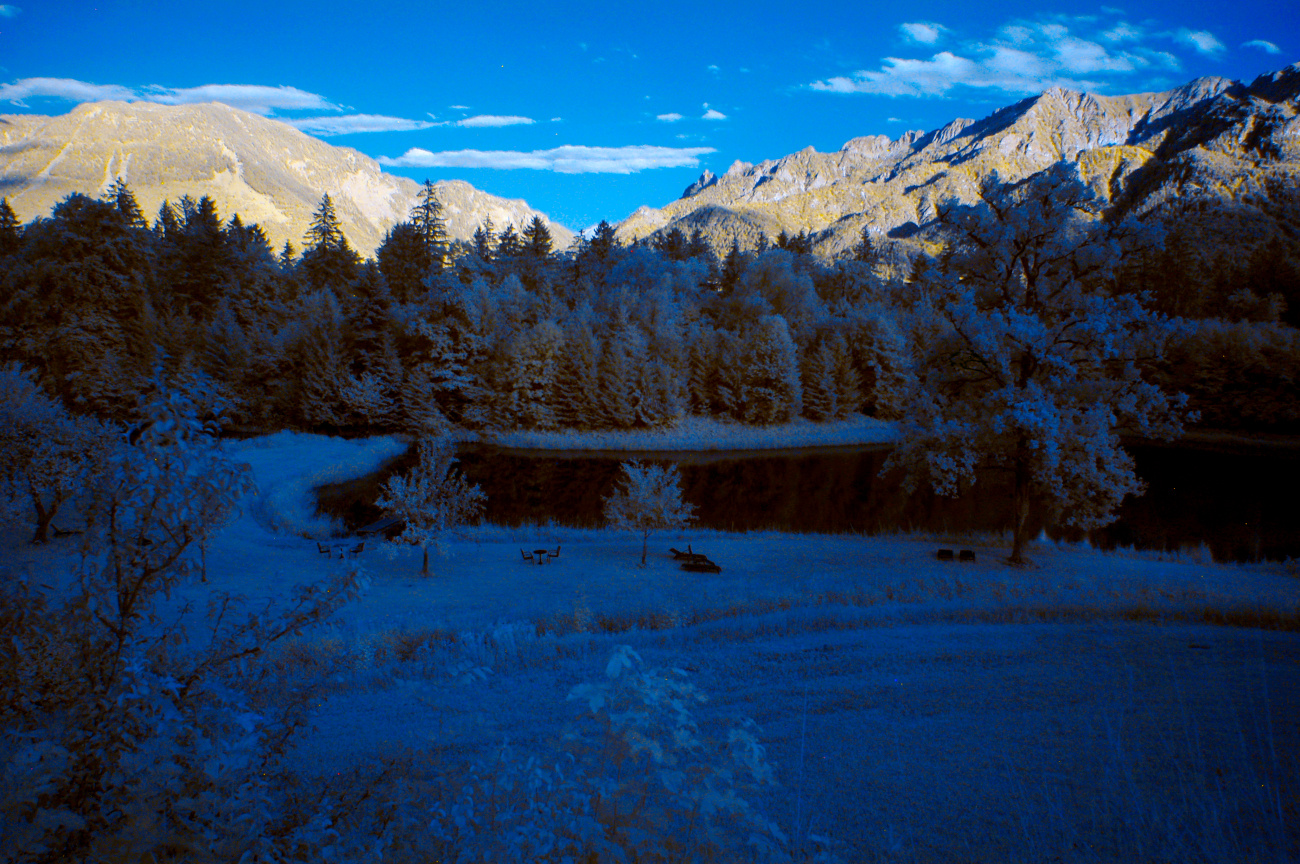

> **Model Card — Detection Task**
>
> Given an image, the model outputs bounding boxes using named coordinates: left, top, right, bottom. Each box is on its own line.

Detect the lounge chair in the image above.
left=681, top=559, right=722, bottom=574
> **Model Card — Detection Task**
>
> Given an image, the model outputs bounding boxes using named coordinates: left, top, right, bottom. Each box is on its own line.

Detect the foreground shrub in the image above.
left=0, top=385, right=367, bottom=863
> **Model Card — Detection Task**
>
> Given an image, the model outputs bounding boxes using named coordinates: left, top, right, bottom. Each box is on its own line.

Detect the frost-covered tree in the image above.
left=0, top=364, right=113, bottom=543
left=376, top=439, right=486, bottom=575
left=887, top=165, right=1188, bottom=564
left=602, top=460, right=696, bottom=566
left=0, top=385, right=366, bottom=863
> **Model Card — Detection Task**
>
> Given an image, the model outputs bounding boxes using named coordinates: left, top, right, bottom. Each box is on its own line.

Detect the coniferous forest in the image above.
left=3, top=173, right=1299, bottom=440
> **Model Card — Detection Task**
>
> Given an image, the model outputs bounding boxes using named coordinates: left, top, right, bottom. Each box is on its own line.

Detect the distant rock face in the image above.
left=0, top=101, right=573, bottom=255
left=616, top=63, right=1300, bottom=257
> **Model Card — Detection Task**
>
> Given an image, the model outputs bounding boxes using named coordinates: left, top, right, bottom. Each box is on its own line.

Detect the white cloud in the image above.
left=455, top=114, right=535, bottom=127
left=809, top=20, right=1171, bottom=97
left=287, top=114, right=436, bottom=135
left=657, top=112, right=683, bottom=122
left=1243, top=39, right=1281, bottom=55
left=550, top=117, right=562, bottom=122
left=0, top=77, right=136, bottom=106
left=449, top=104, right=470, bottom=110
left=900, top=22, right=944, bottom=45
left=1101, top=22, right=1143, bottom=43
left=0, top=77, right=341, bottom=114
left=145, top=84, right=341, bottom=114
left=0, top=5, right=19, bottom=17
left=702, top=108, right=727, bottom=120
left=1176, top=29, right=1225, bottom=56
left=377, top=144, right=716, bottom=174
left=708, top=64, right=720, bottom=72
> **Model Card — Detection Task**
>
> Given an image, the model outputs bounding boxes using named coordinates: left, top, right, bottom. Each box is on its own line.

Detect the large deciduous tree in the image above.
left=886, top=165, right=1189, bottom=564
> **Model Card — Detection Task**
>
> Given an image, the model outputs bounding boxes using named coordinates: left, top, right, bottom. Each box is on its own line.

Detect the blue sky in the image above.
left=0, top=0, right=1295, bottom=232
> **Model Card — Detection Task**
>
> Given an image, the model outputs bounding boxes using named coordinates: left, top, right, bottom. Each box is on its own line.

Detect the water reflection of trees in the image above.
left=313, top=443, right=1300, bottom=562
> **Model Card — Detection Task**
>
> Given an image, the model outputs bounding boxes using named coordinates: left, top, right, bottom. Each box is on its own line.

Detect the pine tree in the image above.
left=522, top=215, right=553, bottom=259
left=155, top=200, right=182, bottom=242
left=588, top=220, right=618, bottom=259
left=855, top=225, right=876, bottom=264
left=496, top=224, right=521, bottom=258
left=0, top=197, right=19, bottom=257
left=105, top=178, right=146, bottom=229
left=300, top=194, right=360, bottom=294
left=472, top=216, right=496, bottom=260
left=410, top=180, right=448, bottom=269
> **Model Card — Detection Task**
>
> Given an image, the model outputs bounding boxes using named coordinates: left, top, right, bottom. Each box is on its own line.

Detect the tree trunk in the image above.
left=29, top=487, right=57, bottom=545
left=641, top=531, right=648, bottom=567
left=422, top=546, right=430, bottom=575
left=1009, top=451, right=1031, bottom=565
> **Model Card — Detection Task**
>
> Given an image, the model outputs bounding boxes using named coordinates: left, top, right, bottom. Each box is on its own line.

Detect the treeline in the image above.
left=1, top=177, right=1297, bottom=436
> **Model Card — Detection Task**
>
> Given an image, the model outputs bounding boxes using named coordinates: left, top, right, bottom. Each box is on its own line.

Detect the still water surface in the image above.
left=315, top=441, right=1300, bottom=563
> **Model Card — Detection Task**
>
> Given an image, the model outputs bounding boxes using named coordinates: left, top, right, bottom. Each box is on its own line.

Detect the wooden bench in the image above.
left=681, top=560, right=722, bottom=574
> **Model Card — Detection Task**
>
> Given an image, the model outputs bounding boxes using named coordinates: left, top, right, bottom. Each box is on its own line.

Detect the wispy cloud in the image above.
left=0, top=77, right=341, bottom=114
left=657, top=112, right=683, bottom=122
left=809, top=17, right=1214, bottom=97
left=143, top=84, right=340, bottom=114
left=449, top=104, right=470, bottom=110
left=900, top=22, right=945, bottom=45
left=287, top=114, right=436, bottom=135
left=1176, top=29, right=1225, bottom=57
left=702, top=108, right=727, bottom=120
left=1243, top=39, right=1281, bottom=55
left=0, top=5, right=19, bottom=17
left=455, top=114, right=535, bottom=127
left=707, top=64, right=720, bottom=72
left=0, top=77, right=135, bottom=105
left=377, top=144, right=716, bottom=174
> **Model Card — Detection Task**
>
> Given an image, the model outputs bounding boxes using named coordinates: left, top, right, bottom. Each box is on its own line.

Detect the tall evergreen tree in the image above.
left=410, top=180, right=448, bottom=269
left=472, top=216, right=496, bottom=260
left=496, top=224, right=521, bottom=258
left=300, top=194, right=360, bottom=294
left=0, top=197, right=19, bottom=257
left=522, top=215, right=553, bottom=259
left=105, top=179, right=147, bottom=229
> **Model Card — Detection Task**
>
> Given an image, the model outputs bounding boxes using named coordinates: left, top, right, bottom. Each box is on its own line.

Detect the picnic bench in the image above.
left=317, top=540, right=365, bottom=559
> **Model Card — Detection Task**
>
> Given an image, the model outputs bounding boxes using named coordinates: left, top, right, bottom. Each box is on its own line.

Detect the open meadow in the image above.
left=4, top=431, right=1298, bottom=862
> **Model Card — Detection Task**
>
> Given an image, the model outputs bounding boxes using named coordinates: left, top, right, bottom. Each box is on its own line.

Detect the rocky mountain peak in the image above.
left=0, top=100, right=572, bottom=255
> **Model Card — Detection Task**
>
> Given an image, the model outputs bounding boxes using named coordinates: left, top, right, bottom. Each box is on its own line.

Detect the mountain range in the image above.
left=620, top=62, right=1300, bottom=258
left=2, top=64, right=1299, bottom=262
left=0, top=100, right=573, bottom=256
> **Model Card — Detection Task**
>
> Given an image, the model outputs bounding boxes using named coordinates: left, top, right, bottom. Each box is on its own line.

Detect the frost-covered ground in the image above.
left=5, top=431, right=1297, bottom=862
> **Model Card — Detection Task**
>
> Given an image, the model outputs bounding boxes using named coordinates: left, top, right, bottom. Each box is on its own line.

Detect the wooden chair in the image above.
left=936, top=549, right=955, bottom=561
left=958, top=549, right=976, bottom=562
left=346, top=542, right=365, bottom=558
left=548, top=545, right=561, bottom=561
left=317, top=541, right=333, bottom=556
left=520, top=549, right=535, bottom=563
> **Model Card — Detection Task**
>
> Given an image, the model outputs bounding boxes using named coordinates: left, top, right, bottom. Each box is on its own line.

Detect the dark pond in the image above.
left=315, top=440, right=1300, bottom=563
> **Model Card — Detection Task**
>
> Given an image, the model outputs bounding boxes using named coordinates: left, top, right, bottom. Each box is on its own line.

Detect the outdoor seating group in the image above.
left=936, top=548, right=976, bottom=562
left=670, top=545, right=722, bottom=573
left=317, top=540, right=365, bottom=559
left=521, top=545, right=561, bottom=565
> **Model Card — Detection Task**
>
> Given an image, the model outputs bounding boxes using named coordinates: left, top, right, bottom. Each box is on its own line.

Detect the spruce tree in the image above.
left=0, top=197, right=19, bottom=257
left=106, top=179, right=146, bottom=229
left=522, top=215, right=553, bottom=259
left=410, top=180, right=448, bottom=269
left=301, top=194, right=360, bottom=294
left=472, top=216, right=496, bottom=260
